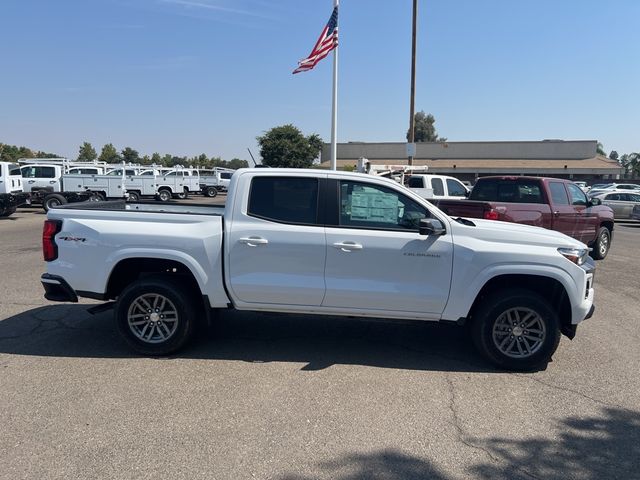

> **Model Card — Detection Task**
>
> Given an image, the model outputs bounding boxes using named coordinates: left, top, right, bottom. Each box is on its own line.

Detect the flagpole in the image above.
left=330, top=0, right=339, bottom=171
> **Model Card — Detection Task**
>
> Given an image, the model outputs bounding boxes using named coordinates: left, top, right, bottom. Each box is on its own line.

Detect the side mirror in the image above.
left=589, top=197, right=602, bottom=206
left=419, top=218, right=446, bottom=236
left=464, top=190, right=470, bottom=198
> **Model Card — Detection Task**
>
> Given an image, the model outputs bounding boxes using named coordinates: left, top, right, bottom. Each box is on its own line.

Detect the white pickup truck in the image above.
left=40, top=169, right=596, bottom=371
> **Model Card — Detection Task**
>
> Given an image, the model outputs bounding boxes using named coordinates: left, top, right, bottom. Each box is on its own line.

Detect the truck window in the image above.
left=470, top=179, right=543, bottom=203
left=566, top=183, right=587, bottom=206
left=446, top=179, right=467, bottom=197
left=408, top=176, right=424, bottom=188
left=39, top=166, right=56, bottom=178
left=339, top=180, right=428, bottom=231
left=431, top=178, right=444, bottom=196
left=248, top=177, right=319, bottom=225
left=549, top=182, right=569, bottom=205
left=21, top=166, right=36, bottom=178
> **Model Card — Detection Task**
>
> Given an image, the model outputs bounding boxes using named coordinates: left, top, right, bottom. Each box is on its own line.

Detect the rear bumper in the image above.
left=41, top=273, right=78, bottom=302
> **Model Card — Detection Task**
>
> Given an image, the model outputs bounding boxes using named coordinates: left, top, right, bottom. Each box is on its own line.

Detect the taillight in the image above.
left=43, top=220, right=62, bottom=262
left=483, top=209, right=500, bottom=221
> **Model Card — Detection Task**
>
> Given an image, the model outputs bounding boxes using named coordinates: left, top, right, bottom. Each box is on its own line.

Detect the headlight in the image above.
left=558, top=247, right=589, bottom=266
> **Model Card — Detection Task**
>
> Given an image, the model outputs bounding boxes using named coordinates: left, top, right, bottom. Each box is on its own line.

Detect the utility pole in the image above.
left=408, top=0, right=418, bottom=166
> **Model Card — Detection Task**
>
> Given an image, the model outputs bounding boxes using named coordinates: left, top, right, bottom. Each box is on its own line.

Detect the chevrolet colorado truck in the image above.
left=40, top=169, right=596, bottom=371
left=435, top=176, right=615, bottom=259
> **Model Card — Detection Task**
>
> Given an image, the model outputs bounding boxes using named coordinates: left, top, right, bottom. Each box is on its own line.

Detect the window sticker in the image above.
left=349, top=190, right=399, bottom=223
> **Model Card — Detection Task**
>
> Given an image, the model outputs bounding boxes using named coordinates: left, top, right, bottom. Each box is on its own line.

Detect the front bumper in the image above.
left=41, top=273, right=78, bottom=303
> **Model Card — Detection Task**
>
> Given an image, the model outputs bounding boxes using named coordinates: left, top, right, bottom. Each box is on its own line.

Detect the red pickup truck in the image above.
left=435, top=176, right=614, bottom=259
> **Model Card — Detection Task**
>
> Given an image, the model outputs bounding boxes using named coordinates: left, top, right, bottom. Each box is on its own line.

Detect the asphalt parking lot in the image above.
left=1, top=198, right=639, bottom=480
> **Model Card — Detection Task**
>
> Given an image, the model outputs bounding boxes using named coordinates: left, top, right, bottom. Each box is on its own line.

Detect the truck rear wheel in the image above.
left=591, top=226, right=611, bottom=260
left=205, top=186, right=218, bottom=198
left=126, top=191, right=140, bottom=202
left=43, top=193, right=67, bottom=212
left=470, top=288, right=561, bottom=371
left=115, top=276, right=196, bottom=355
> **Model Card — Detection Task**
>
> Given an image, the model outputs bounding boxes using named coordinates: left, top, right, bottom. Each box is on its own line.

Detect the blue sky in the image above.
left=1, top=0, right=638, bottom=161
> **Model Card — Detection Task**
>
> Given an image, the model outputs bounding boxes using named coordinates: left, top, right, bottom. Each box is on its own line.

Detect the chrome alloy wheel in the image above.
left=598, top=231, right=609, bottom=257
left=127, top=293, right=179, bottom=344
left=492, top=307, right=546, bottom=359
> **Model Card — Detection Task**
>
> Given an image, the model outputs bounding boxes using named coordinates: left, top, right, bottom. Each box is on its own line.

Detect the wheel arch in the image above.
left=465, top=273, right=573, bottom=338
left=105, top=256, right=205, bottom=302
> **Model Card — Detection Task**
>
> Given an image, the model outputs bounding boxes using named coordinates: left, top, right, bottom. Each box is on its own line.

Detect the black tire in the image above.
left=174, top=190, right=188, bottom=200
left=591, top=226, right=611, bottom=260
left=0, top=206, right=17, bottom=217
left=127, top=191, right=140, bottom=202
left=204, top=186, right=218, bottom=198
left=470, top=288, right=561, bottom=371
left=87, top=192, right=105, bottom=202
left=115, top=276, right=197, bottom=355
left=43, top=193, right=67, bottom=212
left=157, top=189, right=172, bottom=202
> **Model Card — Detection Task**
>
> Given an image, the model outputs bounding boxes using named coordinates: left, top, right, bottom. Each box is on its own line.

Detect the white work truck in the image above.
left=0, top=162, right=30, bottom=217
left=40, top=169, right=596, bottom=371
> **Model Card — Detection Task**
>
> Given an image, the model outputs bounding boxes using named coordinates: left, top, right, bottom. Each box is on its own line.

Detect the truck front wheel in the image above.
left=115, top=276, right=196, bottom=355
left=470, top=289, right=561, bottom=371
left=591, top=226, right=611, bottom=260
left=157, top=189, right=172, bottom=202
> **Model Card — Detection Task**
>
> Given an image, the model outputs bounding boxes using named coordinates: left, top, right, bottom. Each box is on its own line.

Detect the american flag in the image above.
left=293, top=6, right=338, bottom=74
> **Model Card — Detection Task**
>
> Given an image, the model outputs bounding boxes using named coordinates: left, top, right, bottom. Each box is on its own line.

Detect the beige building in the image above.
left=320, top=140, right=623, bottom=183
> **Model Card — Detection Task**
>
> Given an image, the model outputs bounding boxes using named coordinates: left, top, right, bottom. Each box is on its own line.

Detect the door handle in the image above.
left=239, top=236, right=269, bottom=247
left=553, top=211, right=560, bottom=216
left=28, top=180, right=35, bottom=183
left=333, top=241, right=363, bottom=252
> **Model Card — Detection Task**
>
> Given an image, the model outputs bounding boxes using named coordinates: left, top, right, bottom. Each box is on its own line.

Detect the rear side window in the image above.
left=470, top=179, right=544, bottom=203
left=549, top=182, right=569, bottom=205
left=431, top=178, right=444, bottom=196
left=605, top=193, right=620, bottom=201
left=629, top=194, right=640, bottom=202
left=39, top=166, right=56, bottom=178
left=446, top=179, right=467, bottom=197
left=408, top=176, right=424, bottom=188
left=248, top=177, right=319, bottom=225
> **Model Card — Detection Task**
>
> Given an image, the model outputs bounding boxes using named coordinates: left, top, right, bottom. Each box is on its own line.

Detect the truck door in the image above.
left=227, top=175, right=326, bottom=306
left=566, top=182, right=597, bottom=243
left=323, top=179, right=453, bottom=316
left=547, top=181, right=579, bottom=237
left=21, top=166, right=60, bottom=193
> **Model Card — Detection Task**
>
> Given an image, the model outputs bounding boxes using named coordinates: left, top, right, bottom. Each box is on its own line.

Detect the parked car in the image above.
left=434, top=176, right=615, bottom=259
left=593, top=191, right=640, bottom=219
left=632, top=204, right=640, bottom=221
left=41, top=169, right=597, bottom=371
left=588, top=183, right=640, bottom=197
left=573, top=181, right=589, bottom=193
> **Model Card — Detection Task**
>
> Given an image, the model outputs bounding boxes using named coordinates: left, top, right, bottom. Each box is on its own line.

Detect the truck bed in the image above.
left=55, top=199, right=225, bottom=216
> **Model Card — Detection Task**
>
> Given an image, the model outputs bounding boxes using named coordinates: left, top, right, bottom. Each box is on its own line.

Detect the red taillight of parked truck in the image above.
left=43, top=220, right=62, bottom=262
left=483, top=209, right=500, bottom=221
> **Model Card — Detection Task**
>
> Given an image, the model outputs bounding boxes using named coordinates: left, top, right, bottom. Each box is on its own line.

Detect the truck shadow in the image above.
left=0, top=305, right=494, bottom=373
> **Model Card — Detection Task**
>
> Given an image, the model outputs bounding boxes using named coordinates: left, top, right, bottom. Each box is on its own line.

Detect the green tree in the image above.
left=609, top=150, right=619, bottom=161
left=620, top=152, right=640, bottom=176
left=407, top=111, right=447, bottom=142
left=77, top=142, right=97, bottom=161
left=99, top=143, right=121, bottom=163
left=121, top=147, right=139, bottom=164
left=150, top=152, right=163, bottom=165
left=257, top=124, right=323, bottom=168
left=596, top=142, right=606, bottom=156
left=226, top=158, right=249, bottom=169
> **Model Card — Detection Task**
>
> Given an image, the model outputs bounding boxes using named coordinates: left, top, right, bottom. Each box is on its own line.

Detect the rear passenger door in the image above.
left=226, top=175, right=327, bottom=306
left=548, top=181, right=579, bottom=237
